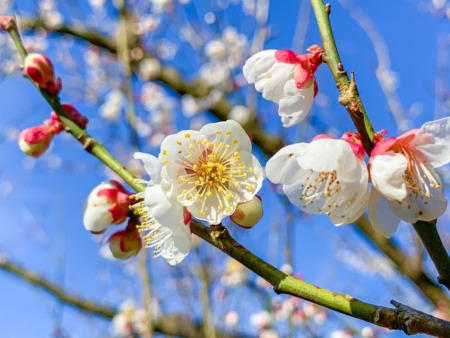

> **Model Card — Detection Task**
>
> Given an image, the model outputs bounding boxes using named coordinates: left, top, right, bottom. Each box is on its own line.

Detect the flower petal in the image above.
left=243, top=50, right=276, bottom=84
left=266, top=143, right=308, bottom=185
left=200, top=119, right=251, bottom=153
left=134, top=152, right=162, bottom=184
left=368, top=189, right=400, bottom=238
left=256, top=63, right=295, bottom=103
left=162, top=224, right=191, bottom=266
left=144, top=185, right=184, bottom=230
left=297, top=139, right=357, bottom=173
left=278, top=80, right=314, bottom=128
left=416, top=117, right=450, bottom=168
left=370, top=152, right=407, bottom=201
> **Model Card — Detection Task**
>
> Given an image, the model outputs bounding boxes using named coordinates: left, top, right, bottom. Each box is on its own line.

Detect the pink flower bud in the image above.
left=23, top=53, right=62, bottom=95
left=83, top=181, right=131, bottom=233
left=60, top=103, right=89, bottom=129
left=230, top=195, right=263, bottom=229
left=18, top=125, right=55, bottom=157
left=108, top=224, right=142, bottom=259
left=0, top=16, right=14, bottom=30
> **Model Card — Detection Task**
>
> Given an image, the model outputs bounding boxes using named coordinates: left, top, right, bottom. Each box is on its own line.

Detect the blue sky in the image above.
left=0, top=0, right=449, bottom=337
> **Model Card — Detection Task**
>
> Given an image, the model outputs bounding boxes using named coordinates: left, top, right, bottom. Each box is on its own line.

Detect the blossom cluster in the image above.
left=244, top=46, right=450, bottom=238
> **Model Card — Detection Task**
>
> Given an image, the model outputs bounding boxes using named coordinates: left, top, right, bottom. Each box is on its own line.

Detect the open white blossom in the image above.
left=243, top=47, right=323, bottom=127
left=132, top=153, right=191, bottom=265
left=369, top=117, right=450, bottom=237
left=266, top=136, right=369, bottom=225
left=159, top=120, right=264, bottom=224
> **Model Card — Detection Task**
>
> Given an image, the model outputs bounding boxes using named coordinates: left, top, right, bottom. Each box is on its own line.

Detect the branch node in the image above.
left=325, top=3, right=331, bottom=15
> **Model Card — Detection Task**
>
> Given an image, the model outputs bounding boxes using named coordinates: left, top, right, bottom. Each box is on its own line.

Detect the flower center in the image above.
left=394, top=144, right=441, bottom=200
left=162, top=131, right=256, bottom=217
left=299, top=170, right=345, bottom=214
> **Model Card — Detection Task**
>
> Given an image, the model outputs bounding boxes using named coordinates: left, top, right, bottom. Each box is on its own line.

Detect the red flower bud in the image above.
left=18, top=125, right=55, bottom=157
left=23, top=53, right=62, bottom=96
left=60, top=103, right=89, bottom=129
left=108, top=224, right=142, bottom=259
left=83, top=181, right=131, bottom=233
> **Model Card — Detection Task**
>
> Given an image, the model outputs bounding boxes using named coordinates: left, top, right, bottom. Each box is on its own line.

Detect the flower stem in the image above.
left=310, top=0, right=375, bottom=154
left=413, top=220, right=450, bottom=291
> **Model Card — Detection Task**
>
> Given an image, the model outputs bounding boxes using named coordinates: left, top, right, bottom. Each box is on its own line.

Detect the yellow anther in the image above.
left=185, top=133, right=191, bottom=138
left=218, top=205, right=224, bottom=210
left=163, top=159, right=169, bottom=164
left=233, top=139, right=238, bottom=144
left=162, top=149, right=168, bottom=155
left=188, top=144, right=194, bottom=150
left=176, top=141, right=182, bottom=146
left=226, top=131, right=232, bottom=136
left=216, top=131, right=222, bottom=135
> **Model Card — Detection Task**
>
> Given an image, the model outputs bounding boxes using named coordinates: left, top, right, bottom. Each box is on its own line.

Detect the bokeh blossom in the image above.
left=266, top=134, right=369, bottom=225
left=369, top=117, right=450, bottom=237
left=159, top=120, right=264, bottom=224
left=243, top=46, right=323, bottom=127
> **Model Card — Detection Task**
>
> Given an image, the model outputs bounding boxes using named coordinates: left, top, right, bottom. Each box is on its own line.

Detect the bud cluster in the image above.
left=83, top=180, right=142, bottom=260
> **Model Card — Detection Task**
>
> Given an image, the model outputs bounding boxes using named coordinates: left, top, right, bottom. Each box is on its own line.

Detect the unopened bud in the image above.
left=108, top=224, right=142, bottom=259
left=230, top=195, right=263, bottom=229
left=18, top=125, right=55, bottom=157
left=60, top=103, right=89, bottom=129
left=83, top=181, right=131, bottom=233
left=23, top=53, right=62, bottom=95
left=0, top=16, right=14, bottom=30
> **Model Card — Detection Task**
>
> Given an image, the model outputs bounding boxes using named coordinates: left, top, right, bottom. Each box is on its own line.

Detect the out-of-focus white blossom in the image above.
left=229, top=105, right=252, bottom=125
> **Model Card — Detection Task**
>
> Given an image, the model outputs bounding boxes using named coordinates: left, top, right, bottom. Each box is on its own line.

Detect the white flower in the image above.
left=132, top=153, right=192, bottom=265
left=243, top=47, right=323, bottom=127
left=369, top=117, right=450, bottom=237
left=266, top=135, right=369, bottom=225
left=159, top=120, right=264, bottom=224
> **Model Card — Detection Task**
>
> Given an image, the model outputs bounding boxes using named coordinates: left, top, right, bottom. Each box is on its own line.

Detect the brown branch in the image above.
left=0, top=256, right=249, bottom=338
left=193, top=221, right=450, bottom=337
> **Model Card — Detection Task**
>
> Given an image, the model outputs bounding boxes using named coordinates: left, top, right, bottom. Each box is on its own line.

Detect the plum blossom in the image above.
left=131, top=153, right=192, bottom=265
left=266, top=133, right=369, bottom=225
left=243, top=46, right=323, bottom=127
left=368, top=117, right=450, bottom=237
left=159, top=120, right=264, bottom=224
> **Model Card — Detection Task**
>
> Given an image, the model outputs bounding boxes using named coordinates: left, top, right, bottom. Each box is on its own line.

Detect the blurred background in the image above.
left=0, top=0, right=449, bottom=337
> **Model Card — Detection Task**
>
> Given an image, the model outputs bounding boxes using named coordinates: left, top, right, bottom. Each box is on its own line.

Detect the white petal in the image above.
left=368, top=189, right=400, bottom=238
left=257, top=63, right=295, bottom=103
left=134, top=152, right=162, bottom=184
left=230, top=151, right=264, bottom=201
left=159, top=129, right=204, bottom=163
left=83, top=205, right=113, bottom=232
left=388, top=176, right=447, bottom=223
left=242, top=50, right=276, bottom=83
left=266, top=143, right=308, bottom=185
left=416, top=117, right=450, bottom=168
left=370, top=152, right=407, bottom=201
left=144, top=185, right=184, bottom=231
left=162, top=225, right=191, bottom=265
left=297, top=139, right=357, bottom=173
left=278, top=81, right=314, bottom=127
left=200, top=119, right=251, bottom=153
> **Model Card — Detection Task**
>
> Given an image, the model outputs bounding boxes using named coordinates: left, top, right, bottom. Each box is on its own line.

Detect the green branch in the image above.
left=310, top=0, right=450, bottom=293
left=310, top=0, right=374, bottom=154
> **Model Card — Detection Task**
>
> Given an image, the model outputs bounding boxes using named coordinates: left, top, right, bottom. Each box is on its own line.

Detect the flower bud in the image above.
left=23, top=53, right=62, bottom=95
left=108, top=224, right=142, bottom=259
left=83, top=181, right=131, bottom=233
left=0, top=16, right=14, bottom=30
left=230, top=195, right=263, bottom=229
left=60, top=103, right=89, bottom=129
left=18, top=125, right=55, bottom=157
